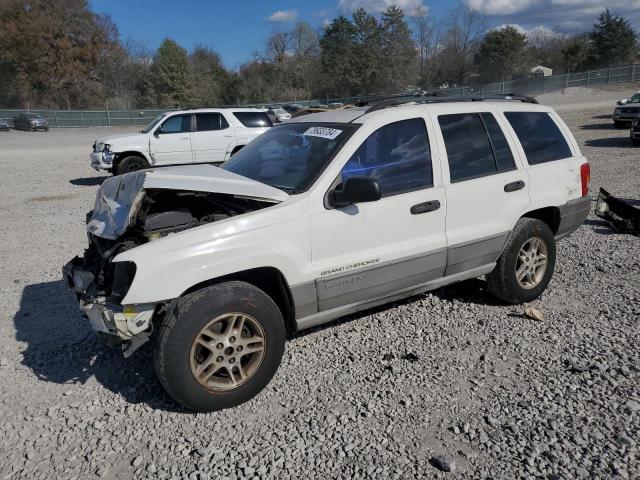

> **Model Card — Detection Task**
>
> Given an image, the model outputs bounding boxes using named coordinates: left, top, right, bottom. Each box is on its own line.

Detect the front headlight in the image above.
left=95, top=142, right=104, bottom=152
left=615, top=108, right=621, bottom=113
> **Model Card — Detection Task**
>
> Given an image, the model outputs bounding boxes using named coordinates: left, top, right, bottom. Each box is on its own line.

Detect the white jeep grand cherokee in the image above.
left=65, top=95, right=591, bottom=412
left=90, top=108, right=272, bottom=175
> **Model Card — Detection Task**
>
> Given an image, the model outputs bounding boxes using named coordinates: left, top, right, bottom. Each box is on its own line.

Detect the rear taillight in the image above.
left=580, top=163, right=590, bottom=197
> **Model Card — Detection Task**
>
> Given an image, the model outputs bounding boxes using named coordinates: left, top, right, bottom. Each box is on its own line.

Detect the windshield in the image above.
left=222, top=123, right=358, bottom=193
left=141, top=113, right=166, bottom=133
left=629, top=94, right=640, bottom=103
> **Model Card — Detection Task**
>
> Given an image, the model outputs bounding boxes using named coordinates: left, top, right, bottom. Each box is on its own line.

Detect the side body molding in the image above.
left=290, top=231, right=511, bottom=328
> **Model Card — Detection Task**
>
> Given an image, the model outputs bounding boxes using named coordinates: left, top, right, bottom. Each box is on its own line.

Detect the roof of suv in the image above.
left=164, top=107, right=268, bottom=116
left=287, top=97, right=551, bottom=125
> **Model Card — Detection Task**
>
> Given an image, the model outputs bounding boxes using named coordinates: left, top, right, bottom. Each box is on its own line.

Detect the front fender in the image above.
left=114, top=204, right=311, bottom=304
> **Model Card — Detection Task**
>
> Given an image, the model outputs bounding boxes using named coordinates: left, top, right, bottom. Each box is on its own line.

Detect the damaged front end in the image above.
left=63, top=166, right=286, bottom=356
left=595, top=187, right=640, bottom=236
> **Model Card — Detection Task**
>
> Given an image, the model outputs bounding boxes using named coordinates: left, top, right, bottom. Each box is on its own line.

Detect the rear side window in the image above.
left=341, top=118, right=432, bottom=197
left=439, top=113, right=515, bottom=182
left=233, top=112, right=273, bottom=128
left=195, top=113, right=229, bottom=131
left=504, top=112, right=572, bottom=165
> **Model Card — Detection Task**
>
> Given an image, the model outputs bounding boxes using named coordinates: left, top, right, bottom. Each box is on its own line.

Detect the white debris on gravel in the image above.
left=0, top=88, right=638, bottom=479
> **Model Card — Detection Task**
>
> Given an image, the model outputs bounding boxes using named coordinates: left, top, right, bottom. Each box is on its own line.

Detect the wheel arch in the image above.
left=181, top=267, right=297, bottom=335
left=521, top=206, right=561, bottom=234
left=113, top=151, right=150, bottom=171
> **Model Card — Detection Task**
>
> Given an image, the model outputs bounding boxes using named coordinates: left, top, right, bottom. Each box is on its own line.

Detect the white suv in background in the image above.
left=65, top=95, right=591, bottom=412
left=90, top=108, right=272, bottom=175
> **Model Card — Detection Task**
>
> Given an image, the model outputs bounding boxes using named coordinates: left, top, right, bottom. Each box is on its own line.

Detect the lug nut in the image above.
left=237, top=346, right=243, bottom=352
left=229, top=336, right=236, bottom=343
left=216, top=356, right=223, bottom=363
left=216, top=343, right=223, bottom=350
left=229, top=358, right=236, bottom=364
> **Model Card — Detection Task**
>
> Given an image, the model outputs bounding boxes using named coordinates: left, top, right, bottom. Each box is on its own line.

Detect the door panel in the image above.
left=436, top=111, right=530, bottom=275
left=311, top=117, right=447, bottom=311
left=150, top=114, right=193, bottom=165
left=192, top=113, right=234, bottom=164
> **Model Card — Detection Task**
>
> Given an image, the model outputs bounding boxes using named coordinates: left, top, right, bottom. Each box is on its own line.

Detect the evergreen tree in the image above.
left=145, top=38, right=192, bottom=108
left=588, top=9, right=637, bottom=67
left=320, top=16, right=357, bottom=96
left=475, top=26, right=529, bottom=82
left=351, top=8, right=384, bottom=95
left=381, top=5, right=417, bottom=91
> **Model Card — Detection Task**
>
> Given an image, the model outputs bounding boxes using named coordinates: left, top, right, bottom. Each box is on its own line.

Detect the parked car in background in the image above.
left=270, top=107, right=292, bottom=122
left=613, top=92, right=640, bottom=128
left=90, top=108, right=272, bottom=175
left=329, top=102, right=344, bottom=109
left=616, top=91, right=640, bottom=106
left=630, top=118, right=640, bottom=146
left=263, top=109, right=278, bottom=125
left=0, top=120, right=9, bottom=131
left=64, top=94, right=590, bottom=412
left=282, top=104, right=304, bottom=114
left=13, top=113, right=48, bottom=131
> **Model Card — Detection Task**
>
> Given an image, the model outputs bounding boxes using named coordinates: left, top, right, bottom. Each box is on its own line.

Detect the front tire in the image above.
left=487, top=218, right=556, bottom=304
left=154, top=281, right=286, bottom=412
left=115, top=155, right=149, bottom=175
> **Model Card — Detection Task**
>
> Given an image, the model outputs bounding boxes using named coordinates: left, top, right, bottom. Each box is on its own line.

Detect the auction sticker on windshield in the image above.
left=303, top=126, right=342, bottom=140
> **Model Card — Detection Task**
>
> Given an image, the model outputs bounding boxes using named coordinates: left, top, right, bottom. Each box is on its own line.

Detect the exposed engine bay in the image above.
left=69, top=189, right=274, bottom=304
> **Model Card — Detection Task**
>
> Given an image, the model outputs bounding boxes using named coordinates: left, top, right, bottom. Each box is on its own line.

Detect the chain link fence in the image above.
left=0, top=109, right=165, bottom=129
left=2, top=65, right=639, bottom=128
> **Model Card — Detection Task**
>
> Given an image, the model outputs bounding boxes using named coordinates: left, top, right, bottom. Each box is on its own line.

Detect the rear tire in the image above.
left=632, top=138, right=640, bottom=147
left=115, top=155, right=149, bottom=175
left=154, top=281, right=286, bottom=412
left=487, top=218, right=556, bottom=304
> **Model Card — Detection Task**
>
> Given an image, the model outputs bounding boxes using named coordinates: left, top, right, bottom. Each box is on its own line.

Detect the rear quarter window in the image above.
left=233, top=112, right=273, bottom=128
left=504, top=112, right=572, bottom=165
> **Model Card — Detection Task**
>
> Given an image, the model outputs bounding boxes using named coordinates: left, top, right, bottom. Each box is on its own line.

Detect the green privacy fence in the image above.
left=2, top=65, right=640, bottom=128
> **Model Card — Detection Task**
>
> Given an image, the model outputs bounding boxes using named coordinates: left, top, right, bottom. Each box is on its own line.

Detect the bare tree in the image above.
left=267, top=30, right=292, bottom=64
left=441, top=6, right=487, bottom=86
left=412, top=7, right=442, bottom=88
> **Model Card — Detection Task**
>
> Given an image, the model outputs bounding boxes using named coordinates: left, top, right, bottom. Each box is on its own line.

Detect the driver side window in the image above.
left=159, top=115, right=191, bottom=134
left=340, top=118, right=433, bottom=197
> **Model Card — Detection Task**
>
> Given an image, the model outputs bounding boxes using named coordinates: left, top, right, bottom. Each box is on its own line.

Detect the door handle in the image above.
left=410, top=200, right=440, bottom=215
left=223, top=134, right=233, bottom=138
left=504, top=180, right=525, bottom=192
left=180, top=136, right=189, bottom=140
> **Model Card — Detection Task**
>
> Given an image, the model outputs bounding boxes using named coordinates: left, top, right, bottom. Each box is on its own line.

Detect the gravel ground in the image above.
left=0, top=88, right=638, bottom=480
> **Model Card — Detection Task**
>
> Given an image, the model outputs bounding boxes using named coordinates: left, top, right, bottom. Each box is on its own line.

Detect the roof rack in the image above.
left=363, top=93, right=538, bottom=113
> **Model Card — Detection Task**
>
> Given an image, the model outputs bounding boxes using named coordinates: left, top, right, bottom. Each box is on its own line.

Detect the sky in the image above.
left=89, top=0, right=640, bottom=69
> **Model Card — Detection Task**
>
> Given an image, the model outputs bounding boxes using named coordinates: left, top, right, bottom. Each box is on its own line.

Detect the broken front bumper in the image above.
left=63, top=257, right=156, bottom=345
left=90, top=151, right=114, bottom=171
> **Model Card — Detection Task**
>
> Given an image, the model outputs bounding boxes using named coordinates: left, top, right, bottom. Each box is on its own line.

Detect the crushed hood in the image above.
left=87, top=165, right=289, bottom=240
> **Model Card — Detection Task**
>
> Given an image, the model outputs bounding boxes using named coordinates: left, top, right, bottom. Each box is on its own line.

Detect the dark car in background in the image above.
left=0, top=119, right=9, bottom=131
left=13, top=113, right=49, bottom=131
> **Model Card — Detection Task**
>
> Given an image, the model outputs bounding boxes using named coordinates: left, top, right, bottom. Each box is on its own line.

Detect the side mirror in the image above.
left=332, top=176, right=381, bottom=207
